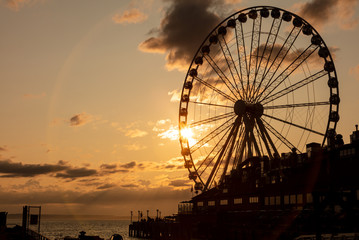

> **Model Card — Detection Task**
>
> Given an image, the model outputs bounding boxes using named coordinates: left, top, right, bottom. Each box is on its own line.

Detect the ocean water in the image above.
left=7, top=218, right=142, bottom=240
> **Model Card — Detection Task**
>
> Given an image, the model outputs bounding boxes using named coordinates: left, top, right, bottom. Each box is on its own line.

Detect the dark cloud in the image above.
left=121, top=184, right=139, bottom=188
left=169, top=179, right=192, bottom=187
left=97, top=183, right=116, bottom=190
left=100, top=163, right=117, bottom=170
left=139, top=179, right=151, bottom=186
left=139, top=0, right=223, bottom=71
left=0, top=160, right=68, bottom=178
left=165, top=164, right=176, bottom=169
left=69, top=113, right=91, bottom=127
left=120, top=161, right=136, bottom=169
left=0, top=159, right=99, bottom=180
left=54, top=167, right=97, bottom=180
left=297, top=0, right=358, bottom=30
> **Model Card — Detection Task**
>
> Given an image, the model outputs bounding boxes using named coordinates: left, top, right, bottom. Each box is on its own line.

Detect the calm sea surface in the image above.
left=7, top=218, right=142, bottom=240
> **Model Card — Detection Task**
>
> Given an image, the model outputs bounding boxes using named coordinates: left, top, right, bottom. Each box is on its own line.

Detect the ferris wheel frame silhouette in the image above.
left=178, top=6, right=339, bottom=192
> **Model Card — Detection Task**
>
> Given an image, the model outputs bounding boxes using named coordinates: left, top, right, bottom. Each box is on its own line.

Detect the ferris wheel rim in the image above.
left=178, top=6, right=339, bottom=192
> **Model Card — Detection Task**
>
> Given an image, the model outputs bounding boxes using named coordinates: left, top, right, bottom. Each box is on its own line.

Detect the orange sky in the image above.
left=0, top=0, right=359, bottom=217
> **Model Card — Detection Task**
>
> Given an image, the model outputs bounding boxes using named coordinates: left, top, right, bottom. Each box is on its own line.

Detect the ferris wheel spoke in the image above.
left=197, top=125, right=232, bottom=174
left=261, top=70, right=328, bottom=105
left=261, top=118, right=301, bottom=153
left=254, top=121, right=274, bottom=159
left=252, top=25, right=302, bottom=101
left=263, top=101, right=330, bottom=110
left=256, top=117, right=280, bottom=159
left=189, top=101, right=233, bottom=108
left=250, top=126, right=262, bottom=157
left=235, top=22, right=249, bottom=100
left=248, top=16, right=262, bottom=97
left=193, top=76, right=237, bottom=102
left=190, top=115, right=236, bottom=154
left=259, top=44, right=320, bottom=102
left=188, top=112, right=235, bottom=128
left=204, top=117, right=241, bottom=190
left=254, top=124, right=266, bottom=156
left=217, top=34, right=243, bottom=98
left=247, top=16, right=262, bottom=98
left=253, top=18, right=282, bottom=97
left=232, top=125, right=245, bottom=168
left=203, top=54, right=241, bottom=99
left=262, top=113, right=325, bottom=136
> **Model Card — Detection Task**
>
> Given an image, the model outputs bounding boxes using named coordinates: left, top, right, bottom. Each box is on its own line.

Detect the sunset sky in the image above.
left=1, top=0, right=359, bottom=217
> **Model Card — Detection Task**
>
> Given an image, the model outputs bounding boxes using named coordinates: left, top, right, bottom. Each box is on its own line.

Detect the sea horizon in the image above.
left=6, top=213, right=131, bottom=221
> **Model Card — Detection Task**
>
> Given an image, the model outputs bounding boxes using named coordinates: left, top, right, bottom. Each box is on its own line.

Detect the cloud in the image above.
left=22, top=92, right=46, bottom=99
left=0, top=186, right=192, bottom=215
left=152, top=119, right=179, bottom=141
left=0, top=159, right=100, bottom=180
left=120, top=161, right=137, bottom=169
left=69, top=112, right=92, bottom=127
left=97, top=183, right=116, bottom=190
left=121, top=183, right=139, bottom=188
left=350, top=64, right=359, bottom=80
left=4, top=0, right=40, bottom=11
left=169, top=179, right=192, bottom=187
left=54, top=167, right=97, bottom=180
left=124, top=143, right=147, bottom=151
left=112, top=8, right=148, bottom=24
left=168, top=89, right=181, bottom=102
left=125, top=129, right=148, bottom=138
left=100, top=163, right=117, bottom=170
left=0, top=159, right=68, bottom=178
left=138, top=0, right=223, bottom=71
left=295, top=0, right=359, bottom=30
left=0, top=146, right=7, bottom=152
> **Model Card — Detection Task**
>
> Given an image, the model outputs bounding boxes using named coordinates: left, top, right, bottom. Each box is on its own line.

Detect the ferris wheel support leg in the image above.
left=256, top=117, right=280, bottom=168
left=205, top=117, right=240, bottom=190
left=220, top=117, right=242, bottom=184
left=255, top=118, right=274, bottom=160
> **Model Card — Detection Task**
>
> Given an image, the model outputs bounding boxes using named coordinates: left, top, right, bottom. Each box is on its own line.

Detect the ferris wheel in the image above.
left=178, top=6, right=339, bottom=192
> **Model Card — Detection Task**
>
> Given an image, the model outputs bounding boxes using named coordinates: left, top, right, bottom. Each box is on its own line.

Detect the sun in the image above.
left=180, top=127, right=193, bottom=139
left=180, top=127, right=196, bottom=146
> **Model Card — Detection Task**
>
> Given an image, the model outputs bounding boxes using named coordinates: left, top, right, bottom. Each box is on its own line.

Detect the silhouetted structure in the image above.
left=130, top=126, right=359, bottom=239
left=0, top=206, right=49, bottom=240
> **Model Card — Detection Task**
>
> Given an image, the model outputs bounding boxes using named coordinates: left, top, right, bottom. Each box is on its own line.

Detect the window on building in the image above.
left=197, top=201, right=203, bottom=207
left=265, top=197, right=269, bottom=205
left=270, top=196, right=275, bottom=206
left=220, top=199, right=228, bottom=205
left=284, top=195, right=290, bottom=204
left=234, top=198, right=242, bottom=204
left=223, top=189, right=228, bottom=193
left=208, top=201, right=215, bottom=206
left=249, top=196, right=259, bottom=203
left=297, top=194, right=303, bottom=204
left=276, top=196, right=281, bottom=205
left=306, top=193, right=313, bottom=203
left=290, top=194, right=296, bottom=204
left=271, top=176, right=276, bottom=184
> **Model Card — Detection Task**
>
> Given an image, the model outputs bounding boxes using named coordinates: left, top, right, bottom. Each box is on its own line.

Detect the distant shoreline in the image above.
left=6, top=214, right=131, bottom=221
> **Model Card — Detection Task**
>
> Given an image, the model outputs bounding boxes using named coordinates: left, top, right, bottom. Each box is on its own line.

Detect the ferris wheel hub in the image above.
left=234, top=100, right=263, bottom=118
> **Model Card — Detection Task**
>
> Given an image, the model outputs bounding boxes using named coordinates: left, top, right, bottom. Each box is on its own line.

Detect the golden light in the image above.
left=180, top=127, right=193, bottom=139
left=180, top=127, right=197, bottom=146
